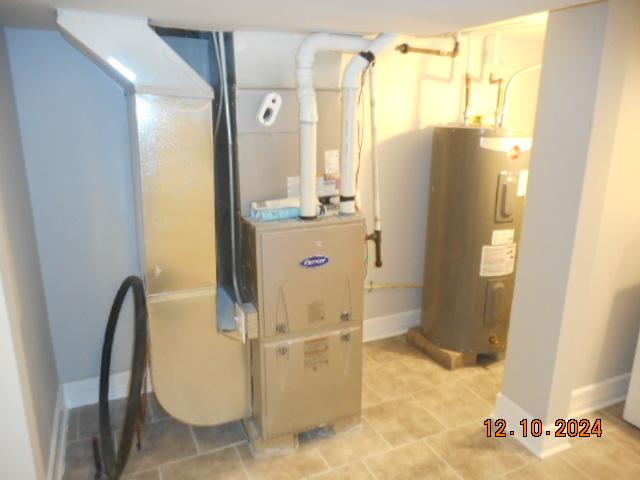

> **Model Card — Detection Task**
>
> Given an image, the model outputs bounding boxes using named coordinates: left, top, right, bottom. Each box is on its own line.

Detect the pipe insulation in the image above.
left=340, top=33, right=400, bottom=216
left=295, top=33, right=370, bottom=219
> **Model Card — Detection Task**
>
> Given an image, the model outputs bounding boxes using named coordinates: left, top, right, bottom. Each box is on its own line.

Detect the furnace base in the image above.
left=243, top=414, right=361, bottom=458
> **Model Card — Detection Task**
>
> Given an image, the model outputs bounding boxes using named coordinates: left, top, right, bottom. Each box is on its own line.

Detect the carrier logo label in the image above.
left=300, top=255, right=330, bottom=269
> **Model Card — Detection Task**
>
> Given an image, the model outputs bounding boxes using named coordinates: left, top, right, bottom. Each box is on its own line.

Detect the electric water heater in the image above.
left=421, top=126, right=531, bottom=355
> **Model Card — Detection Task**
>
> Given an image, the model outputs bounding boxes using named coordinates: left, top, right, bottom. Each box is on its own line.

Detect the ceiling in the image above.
left=0, top=0, right=593, bottom=36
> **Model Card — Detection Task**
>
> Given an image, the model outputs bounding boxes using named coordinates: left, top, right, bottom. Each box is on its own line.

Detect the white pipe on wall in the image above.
left=365, top=281, right=423, bottom=292
left=368, top=66, right=381, bottom=232
left=339, top=33, right=400, bottom=216
left=295, top=33, right=369, bottom=219
left=498, top=64, right=542, bottom=127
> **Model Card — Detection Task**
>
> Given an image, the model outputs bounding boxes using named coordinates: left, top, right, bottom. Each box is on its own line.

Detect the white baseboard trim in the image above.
left=62, top=310, right=421, bottom=409
left=568, top=373, right=630, bottom=417
left=363, top=309, right=421, bottom=342
left=494, top=393, right=571, bottom=459
left=63, top=370, right=132, bottom=409
left=46, top=386, right=65, bottom=480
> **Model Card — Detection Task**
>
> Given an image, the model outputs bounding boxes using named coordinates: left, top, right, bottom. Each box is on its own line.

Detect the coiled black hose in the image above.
left=97, top=276, right=148, bottom=479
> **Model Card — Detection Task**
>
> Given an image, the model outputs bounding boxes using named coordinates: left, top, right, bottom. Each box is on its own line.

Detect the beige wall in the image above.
left=0, top=27, right=59, bottom=479
left=233, top=26, right=546, bottom=321
left=357, top=27, right=545, bottom=318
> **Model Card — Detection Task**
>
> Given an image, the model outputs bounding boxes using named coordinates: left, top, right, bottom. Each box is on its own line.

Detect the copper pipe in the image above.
left=489, top=73, right=505, bottom=127
left=396, top=36, right=459, bottom=57
left=463, top=73, right=472, bottom=125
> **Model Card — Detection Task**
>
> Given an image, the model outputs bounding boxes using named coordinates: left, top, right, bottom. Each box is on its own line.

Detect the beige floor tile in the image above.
left=192, top=421, right=247, bottom=453
left=308, top=420, right=389, bottom=468
left=122, top=417, right=198, bottom=474
left=310, top=461, right=374, bottom=480
left=427, top=423, right=532, bottom=480
left=362, top=351, right=380, bottom=374
left=568, top=410, right=619, bottom=445
left=608, top=420, right=640, bottom=451
left=562, top=436, right=640, bottom=479
left=364, top=336, right=423, bottom=364
left=364, top=361, right=435, bottom=400
left=459, top=369, right=503, bottom=405
left=76, top=397, right=153, bottom=441
left=237, top=442, right=329, bottom=480
left=123, top=469, right=161, bottom=479
left=364, top=396, right=445, bottom=446
left=77, top=398, right=129, bottom=440
left=62, top=440, right=96, bottom=480
left=365, top=441, right=458, bottom=479
left=503, top=456, right=583, bottom=479
left=413, top=383, right=493, bottom=429
left=361, top=384, right=383, bottom=408
left=602, top=402, right=625, bottom=421
left=161, top=447, right=247, bottom=480
left=400, top=355, right=485, bottom=386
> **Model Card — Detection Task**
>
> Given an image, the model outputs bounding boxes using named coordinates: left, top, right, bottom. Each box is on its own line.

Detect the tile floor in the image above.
left=63, top=335, right=640, bottom=479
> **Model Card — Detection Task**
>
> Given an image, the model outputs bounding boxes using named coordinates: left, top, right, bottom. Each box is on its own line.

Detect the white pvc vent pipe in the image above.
left=296, top=33, right=370, bottom=219
left=339, top=33, right=399, bottom=216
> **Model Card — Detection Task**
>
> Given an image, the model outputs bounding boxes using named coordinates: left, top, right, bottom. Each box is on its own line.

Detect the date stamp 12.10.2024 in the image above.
left=484, top=418, right=603, bottom=438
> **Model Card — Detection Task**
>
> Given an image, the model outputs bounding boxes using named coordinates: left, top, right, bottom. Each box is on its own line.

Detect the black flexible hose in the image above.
left=98, top=276, right=148, bottom=479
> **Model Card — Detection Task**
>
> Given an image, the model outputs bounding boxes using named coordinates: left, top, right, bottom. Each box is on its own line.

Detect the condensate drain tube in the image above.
left=368, top=65, right=382, bottom=267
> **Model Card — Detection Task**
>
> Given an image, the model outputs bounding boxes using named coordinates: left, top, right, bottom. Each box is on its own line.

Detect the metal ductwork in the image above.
left=57, top=9, right=250, bottom=426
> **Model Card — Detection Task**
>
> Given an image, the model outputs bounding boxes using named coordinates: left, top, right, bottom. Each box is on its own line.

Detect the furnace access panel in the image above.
left=241, top=215, right=365, bottom=441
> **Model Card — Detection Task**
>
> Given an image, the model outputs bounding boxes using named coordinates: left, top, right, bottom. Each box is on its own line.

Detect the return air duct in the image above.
left=57, top=9, right=250, bottom=426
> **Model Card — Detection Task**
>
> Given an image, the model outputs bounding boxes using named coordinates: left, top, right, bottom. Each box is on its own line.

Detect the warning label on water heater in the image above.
left=491, top=229, right=515, bottom=246
left=479, top=244, right=517, bottom=277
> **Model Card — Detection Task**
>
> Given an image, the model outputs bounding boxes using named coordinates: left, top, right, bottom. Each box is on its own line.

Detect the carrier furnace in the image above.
left=410, top=127, right=531, bottom=367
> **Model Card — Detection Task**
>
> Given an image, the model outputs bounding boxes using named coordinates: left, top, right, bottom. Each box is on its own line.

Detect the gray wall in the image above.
left=0, top=27, right=58, bottom=478
left=6, top=28, right=139, bottom=382
left=5, top=28, right=214, bottom=384
left=233, top=31, right=344, bottom=215
left=232, top=30, right=546, bottom=321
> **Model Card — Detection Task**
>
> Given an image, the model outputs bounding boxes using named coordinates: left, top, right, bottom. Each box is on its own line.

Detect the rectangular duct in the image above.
left=128, top=94, right=250, bottom=425
left=57, top=9, right=250, bottom=426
